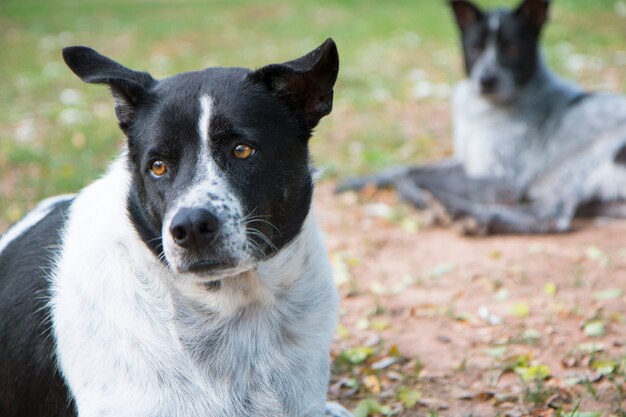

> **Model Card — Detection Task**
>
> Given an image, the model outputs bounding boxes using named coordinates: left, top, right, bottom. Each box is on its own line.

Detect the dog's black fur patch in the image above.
left=0, top=200, right=76, bottom=417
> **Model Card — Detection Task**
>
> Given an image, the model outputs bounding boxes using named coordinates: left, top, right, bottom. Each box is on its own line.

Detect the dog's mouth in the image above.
left=480, top=86, right=499, bottom=97
left=479, top=89, right=516, bottom=106
left=185, top=259, right=237, bottom=274
left=173, top=257, right=255, bottom=281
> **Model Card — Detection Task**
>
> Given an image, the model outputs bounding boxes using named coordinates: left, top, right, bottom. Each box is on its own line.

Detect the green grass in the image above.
left=2, top=0, right=626, bottom=224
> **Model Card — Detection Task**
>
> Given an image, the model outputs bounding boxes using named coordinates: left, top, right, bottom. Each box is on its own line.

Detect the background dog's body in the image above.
left=0, top=42, right=350, bottom=417
left=340, top=0, right=626, bottom=234
left=454, top=61, right=626, bottom=198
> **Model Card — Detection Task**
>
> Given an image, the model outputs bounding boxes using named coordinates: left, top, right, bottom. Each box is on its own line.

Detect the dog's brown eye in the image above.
left=150, top=160, right=168, bottom=177
left=508, top=45, right=519, bottom=56
left=232, top=144, right=255, bottom=160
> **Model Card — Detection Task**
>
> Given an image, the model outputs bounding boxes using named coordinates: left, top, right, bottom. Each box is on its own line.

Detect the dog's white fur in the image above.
left=50, top=152, right=339, bottom=416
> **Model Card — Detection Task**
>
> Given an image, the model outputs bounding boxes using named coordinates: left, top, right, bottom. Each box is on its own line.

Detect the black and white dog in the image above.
left=339, top=0, right=626, bottom=235
left=0, top=40, right=352, bottom=417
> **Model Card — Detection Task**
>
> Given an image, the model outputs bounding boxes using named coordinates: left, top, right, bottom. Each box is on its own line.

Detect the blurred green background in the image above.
left=2, top=0, right=626, bottom=226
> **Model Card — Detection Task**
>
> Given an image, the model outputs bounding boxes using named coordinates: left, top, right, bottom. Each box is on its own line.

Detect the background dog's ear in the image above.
left=250, top=38, right=339, bottom=130
left=449, top=0, right=484, bottom=32
left=515, top=0, right=550, bottom=32
left=62, top=46, right=156, bottom=132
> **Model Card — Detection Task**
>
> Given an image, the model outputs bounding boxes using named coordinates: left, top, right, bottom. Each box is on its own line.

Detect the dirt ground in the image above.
left=318, top=182, right=626, bottom=417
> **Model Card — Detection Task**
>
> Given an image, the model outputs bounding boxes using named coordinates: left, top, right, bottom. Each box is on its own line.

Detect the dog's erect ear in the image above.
left=515, top=0, right=550, bottom=31
left=62, top=46, right=156, bottom=132
left=449, top=0, right=484, bottom=32
left=250, top=38, right=339, bottom=130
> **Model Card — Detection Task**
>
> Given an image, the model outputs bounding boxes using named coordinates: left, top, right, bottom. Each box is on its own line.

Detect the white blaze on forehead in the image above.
left=488, top=14, right=501, bottom=35
left=198, top=95, right=213, bottom=151
left=194, top=94, right=221, bottom=186
left=478, top=14, right=500, bottom=68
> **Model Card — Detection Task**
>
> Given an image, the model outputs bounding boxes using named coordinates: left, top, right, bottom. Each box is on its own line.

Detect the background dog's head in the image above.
left=62, top=40, right=339, bottom=281
left=449, top=0, right=550, bottom=104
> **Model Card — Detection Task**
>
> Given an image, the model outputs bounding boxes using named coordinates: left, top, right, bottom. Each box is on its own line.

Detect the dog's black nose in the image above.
left=169, top=208, right=220, bottom=249
left=479, top=73, right=499, bottom=92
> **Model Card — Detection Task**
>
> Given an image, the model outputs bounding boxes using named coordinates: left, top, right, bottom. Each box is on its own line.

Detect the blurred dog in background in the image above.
left=339, top=0, right=626, bottom=235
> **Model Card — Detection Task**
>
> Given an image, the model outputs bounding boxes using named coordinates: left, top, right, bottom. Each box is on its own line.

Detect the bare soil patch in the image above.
left=318, top=182, right=626, bottom=416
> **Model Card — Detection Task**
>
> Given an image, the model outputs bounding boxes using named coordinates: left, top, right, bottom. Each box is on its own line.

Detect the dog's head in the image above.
left=62, top=40, right=339, bottom=281
left=449, top=0, right=550, bottom=104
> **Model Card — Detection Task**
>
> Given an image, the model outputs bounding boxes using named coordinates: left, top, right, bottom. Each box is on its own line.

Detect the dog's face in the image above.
left=450, top=0, right=549, bottom=104
left=62, top=41, right=339, bottom=280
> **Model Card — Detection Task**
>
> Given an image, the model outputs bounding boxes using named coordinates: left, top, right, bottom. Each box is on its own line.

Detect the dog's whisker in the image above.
left=245, top=237, right=265, bottom=260
left=241, top=207, right=260, bottom=222
left=246, top=227, right=277, bottom=252
left=244, top=218, right=281, bottom=235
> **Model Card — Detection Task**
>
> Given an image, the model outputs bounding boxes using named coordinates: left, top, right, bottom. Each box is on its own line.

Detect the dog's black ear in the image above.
left=62, top=46, right=156, bottom=132
left=250, top=38, right=339, bottom=130
left=515, top=0, right=550, bottom=31
left=449, top=0, right=484, bottom=32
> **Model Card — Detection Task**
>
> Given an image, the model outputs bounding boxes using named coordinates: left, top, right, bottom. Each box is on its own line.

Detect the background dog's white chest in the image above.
left=453, top=81, right=534, bottom=181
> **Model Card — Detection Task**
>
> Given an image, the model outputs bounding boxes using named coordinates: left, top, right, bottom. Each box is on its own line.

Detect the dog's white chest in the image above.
left=452, top=81, right=547, bottom=187
left=453, top=82, right=523, bottom=177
